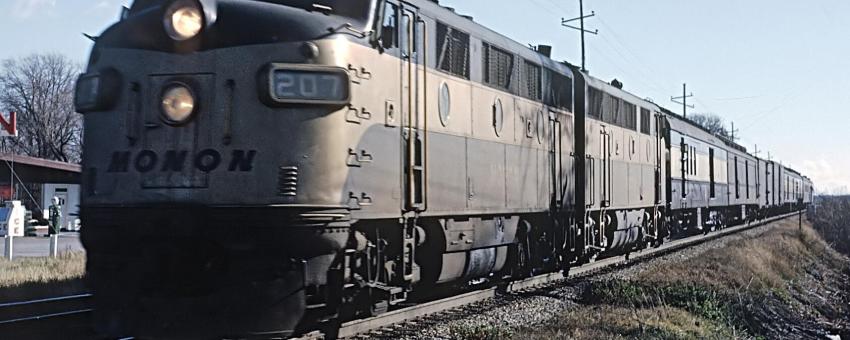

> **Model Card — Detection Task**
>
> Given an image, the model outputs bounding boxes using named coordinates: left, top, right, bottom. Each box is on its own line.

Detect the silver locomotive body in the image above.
left=77, top=0, right=814, bottom=338
left=79, top=0, right=375, bottom=337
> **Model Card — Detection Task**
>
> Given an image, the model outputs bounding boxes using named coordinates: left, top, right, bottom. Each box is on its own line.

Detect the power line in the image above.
left=586, top=43, right=664, bottom=94
left=543, top=0, right=574, bottom=14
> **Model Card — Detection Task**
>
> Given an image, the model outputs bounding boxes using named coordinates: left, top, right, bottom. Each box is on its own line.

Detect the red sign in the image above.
left=0, top=185, right=12, bottom=200
left=0, top=112, right=17, bottom=137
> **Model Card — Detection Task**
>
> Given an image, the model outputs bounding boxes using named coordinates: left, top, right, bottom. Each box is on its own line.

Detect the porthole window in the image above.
left=536, top=110, right=546, bottom=143
left=493, top=98, right=504, bottom=136
left=438, top=82, right=451, bottom=126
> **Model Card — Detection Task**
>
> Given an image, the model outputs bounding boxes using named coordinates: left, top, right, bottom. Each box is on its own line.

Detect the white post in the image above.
left=49, top=234, right=59, bottom=258
left=4, top=235, right=12, bottom=260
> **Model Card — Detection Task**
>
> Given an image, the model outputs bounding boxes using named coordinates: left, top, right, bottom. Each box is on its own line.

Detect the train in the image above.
left=73, top=0, right=814, bottom=338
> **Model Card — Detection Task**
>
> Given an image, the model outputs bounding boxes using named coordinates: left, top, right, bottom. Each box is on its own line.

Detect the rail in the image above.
left=0, top=293, right=92, bottom=325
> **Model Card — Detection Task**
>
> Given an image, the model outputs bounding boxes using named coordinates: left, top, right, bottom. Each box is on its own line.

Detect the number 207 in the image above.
left=275, top=73, right=341, bottom=100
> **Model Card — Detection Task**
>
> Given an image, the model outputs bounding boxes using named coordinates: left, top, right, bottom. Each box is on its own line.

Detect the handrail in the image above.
left=420, top=17, right=429, bottom=212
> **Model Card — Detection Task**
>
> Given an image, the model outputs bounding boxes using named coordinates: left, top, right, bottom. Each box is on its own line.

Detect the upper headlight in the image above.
left=164, top=0, right=204, bottom=41
left=161, top=83, right=197, bottom=125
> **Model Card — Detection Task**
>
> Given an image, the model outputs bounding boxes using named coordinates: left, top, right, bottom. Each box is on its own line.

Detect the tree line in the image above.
left=0, top=53, right=81, bottom=163
left=809, top=196, right=850, bottom=257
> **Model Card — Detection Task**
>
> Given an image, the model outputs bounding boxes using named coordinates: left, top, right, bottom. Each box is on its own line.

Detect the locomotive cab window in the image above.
left=379, top=2, right=398, bottom=49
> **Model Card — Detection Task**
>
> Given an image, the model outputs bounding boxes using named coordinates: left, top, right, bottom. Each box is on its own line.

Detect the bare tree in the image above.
left=689, top=113, right=730, bottom=139
left=0, top=54, right=82, bottom=163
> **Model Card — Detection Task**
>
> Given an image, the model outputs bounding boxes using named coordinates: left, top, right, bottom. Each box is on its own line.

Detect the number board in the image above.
left=263, top=64, right=351, bottom=105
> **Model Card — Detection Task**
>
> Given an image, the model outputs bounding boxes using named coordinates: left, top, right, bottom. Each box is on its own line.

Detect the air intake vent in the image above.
left=278, top=166, right=299, bottom=197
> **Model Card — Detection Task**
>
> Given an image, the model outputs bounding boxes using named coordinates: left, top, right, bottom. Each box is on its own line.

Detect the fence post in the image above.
left=49, top=234, right=59, bottom=258
left=4, top=235, right=12, bottom=260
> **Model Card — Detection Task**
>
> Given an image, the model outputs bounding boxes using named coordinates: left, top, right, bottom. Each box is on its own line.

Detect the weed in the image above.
left=450, top=324, right=514, bottom=340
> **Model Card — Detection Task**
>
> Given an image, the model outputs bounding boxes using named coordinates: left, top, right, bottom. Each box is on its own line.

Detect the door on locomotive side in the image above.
left=600, top=125, right=612, bottom=207
left=397, top=1, right=427, bottom=212
left=654, top=111, right=665, bottom=206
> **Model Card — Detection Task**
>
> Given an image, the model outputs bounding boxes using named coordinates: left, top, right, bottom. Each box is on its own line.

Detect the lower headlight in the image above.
left=164, top=0, right=204, bottom=41
left=161, top=83, right=197, bottom=124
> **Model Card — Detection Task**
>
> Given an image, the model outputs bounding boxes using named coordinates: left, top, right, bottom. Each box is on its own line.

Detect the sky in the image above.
left=0, top=0, right=847, bottom=193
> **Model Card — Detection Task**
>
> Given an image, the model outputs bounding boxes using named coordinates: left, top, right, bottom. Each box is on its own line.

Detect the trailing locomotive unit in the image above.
left=75, top=0, right=582, bottom=337
left=571, top=72, right=667, bottom=259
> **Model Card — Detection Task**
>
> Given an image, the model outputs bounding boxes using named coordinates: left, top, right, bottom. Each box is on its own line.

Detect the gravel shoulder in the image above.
left=364, top=217, right=850, bottom=340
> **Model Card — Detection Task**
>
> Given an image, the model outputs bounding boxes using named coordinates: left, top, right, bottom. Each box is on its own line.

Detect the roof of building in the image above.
left=0, top=154, right=81, bottom=184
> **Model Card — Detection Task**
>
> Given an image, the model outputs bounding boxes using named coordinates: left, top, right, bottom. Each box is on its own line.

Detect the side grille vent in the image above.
left=278, top=166, right=299, bottom=197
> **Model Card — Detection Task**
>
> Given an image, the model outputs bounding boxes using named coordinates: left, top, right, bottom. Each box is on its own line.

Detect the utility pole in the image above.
left=561, top=0, right=598, bottom=72
left=730, top=121, right=739, bottom=142
left=671, top=83, right=695, bottom=119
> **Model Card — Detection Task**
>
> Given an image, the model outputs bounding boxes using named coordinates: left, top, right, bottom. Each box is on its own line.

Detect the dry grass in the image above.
left=0, top=252, right=87, bottom=301
left=529, top=305, right=731, bottom=340
left=0, top=252, right=86, bottom=288
left=639, top=219, right=840, bottom=293
left=517, top=218, right=850, bottom=340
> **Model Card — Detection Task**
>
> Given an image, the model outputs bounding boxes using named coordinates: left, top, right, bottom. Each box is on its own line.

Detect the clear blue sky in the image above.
left=1, top=0, right=847, bottom=193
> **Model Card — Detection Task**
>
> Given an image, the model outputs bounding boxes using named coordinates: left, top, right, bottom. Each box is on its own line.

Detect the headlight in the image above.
left=161, top=83, right=197, bottom=125
left=164, top=0, right=204, bottom=41
left=261, top=64, right=351, bottom=106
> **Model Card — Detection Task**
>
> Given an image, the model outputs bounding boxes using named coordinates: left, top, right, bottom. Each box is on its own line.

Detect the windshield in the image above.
left=128, top=0, right=376, bottom=22
left=258, top=0, right=376, bottom=21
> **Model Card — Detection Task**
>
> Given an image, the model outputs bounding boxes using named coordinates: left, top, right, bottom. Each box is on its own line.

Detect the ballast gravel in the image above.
left=361, top=221, right=782, bottom=339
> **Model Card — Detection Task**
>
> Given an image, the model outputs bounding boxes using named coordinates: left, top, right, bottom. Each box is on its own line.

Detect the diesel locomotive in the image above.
left=75, top=0, right=813, bottom=338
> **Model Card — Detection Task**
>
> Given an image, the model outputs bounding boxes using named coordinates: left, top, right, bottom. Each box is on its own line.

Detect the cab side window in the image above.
left=380, top=2, right=398, bottom=49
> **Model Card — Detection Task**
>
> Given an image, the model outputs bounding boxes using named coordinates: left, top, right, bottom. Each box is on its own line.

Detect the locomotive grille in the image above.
left=278, top=166, right=299, bottom=197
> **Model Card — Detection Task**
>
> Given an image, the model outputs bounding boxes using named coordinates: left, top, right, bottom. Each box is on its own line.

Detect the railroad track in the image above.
left=0, top=293, right=94, bottom=338
left=0, top=293, right=92, bottom=325
left=0, top=212, right=801, bottom=339
left=334, top=211, right=803, bottom=339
